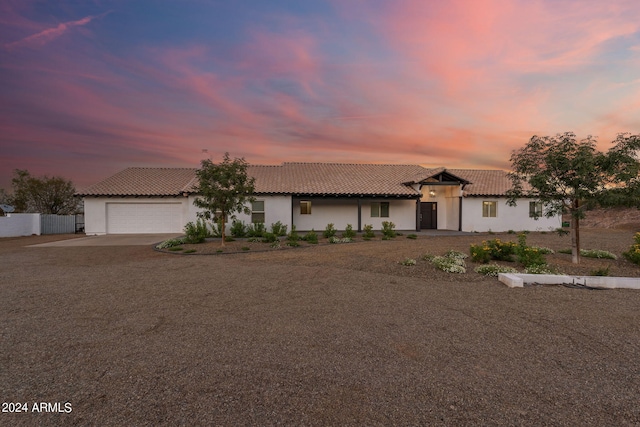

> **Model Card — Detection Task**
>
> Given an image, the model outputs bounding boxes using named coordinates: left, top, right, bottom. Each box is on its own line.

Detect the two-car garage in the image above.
left=105, top=202, right=184, bottom=234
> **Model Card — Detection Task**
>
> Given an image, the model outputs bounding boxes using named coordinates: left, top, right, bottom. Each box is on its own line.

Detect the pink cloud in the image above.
left=4, top=11, right=109, bottom=50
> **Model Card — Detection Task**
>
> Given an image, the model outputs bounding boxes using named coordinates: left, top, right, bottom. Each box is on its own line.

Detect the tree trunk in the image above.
left=220, top=215, right=226, bottom=247
left=571, top=199, right=580, bottom=264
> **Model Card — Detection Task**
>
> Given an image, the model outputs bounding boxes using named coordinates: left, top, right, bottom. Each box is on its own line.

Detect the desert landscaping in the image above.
left=1, top=226, right=640, bottom=425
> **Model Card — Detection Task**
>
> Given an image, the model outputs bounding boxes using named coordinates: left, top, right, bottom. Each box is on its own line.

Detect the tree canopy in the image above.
left=9, top=169, right=80, bottom=214
left=193, top=153, right=255, bottom=246
left=507, top=132, right=640, bottom=264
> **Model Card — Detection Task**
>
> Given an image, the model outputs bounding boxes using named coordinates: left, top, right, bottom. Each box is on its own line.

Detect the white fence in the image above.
left=0, top=214, right=84, bottom=237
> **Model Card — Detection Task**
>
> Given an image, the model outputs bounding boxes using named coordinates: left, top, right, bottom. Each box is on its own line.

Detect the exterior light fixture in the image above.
left=429, top=190, right=436, bottom=197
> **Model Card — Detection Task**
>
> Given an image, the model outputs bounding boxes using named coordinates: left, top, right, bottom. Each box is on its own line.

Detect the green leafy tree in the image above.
left=507, top=132, right=640, bottom=264
left=193, top=153, right=255, bottom=247
left=9, top=169, right=79, bottom=214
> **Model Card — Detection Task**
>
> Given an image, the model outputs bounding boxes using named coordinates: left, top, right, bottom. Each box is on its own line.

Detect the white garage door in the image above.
left=106, top=203, right=183, bottom=234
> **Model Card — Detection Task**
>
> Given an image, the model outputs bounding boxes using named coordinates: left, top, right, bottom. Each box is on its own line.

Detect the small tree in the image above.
left=193, top=153, right=255, bottom=247
left=507, top=132, right=640, bottom=264
left=10, top=169, right=79, bottom=214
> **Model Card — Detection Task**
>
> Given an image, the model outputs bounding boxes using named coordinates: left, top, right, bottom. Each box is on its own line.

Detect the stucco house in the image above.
left=77, top=163, right=561, bottom=235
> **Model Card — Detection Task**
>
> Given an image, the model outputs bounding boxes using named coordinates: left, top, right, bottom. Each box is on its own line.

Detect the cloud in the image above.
left=4, top=11, right=109, bottom=50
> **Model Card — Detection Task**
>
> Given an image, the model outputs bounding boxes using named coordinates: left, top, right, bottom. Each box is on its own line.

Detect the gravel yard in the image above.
left=1, top=229, right=639, bottom=426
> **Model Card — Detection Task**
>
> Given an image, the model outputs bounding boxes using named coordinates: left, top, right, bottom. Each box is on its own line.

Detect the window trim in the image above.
left=529, top=201, right=543, bottom=218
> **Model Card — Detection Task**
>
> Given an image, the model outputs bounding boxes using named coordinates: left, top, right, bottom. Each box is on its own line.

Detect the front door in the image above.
left=420, top=202, right=437, bottom=229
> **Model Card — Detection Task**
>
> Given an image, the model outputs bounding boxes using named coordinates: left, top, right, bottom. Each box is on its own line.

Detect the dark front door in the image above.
left=420, top=202, right=437, bottom=229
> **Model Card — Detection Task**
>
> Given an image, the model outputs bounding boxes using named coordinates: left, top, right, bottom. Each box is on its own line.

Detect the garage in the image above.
left=106, top=202, right=184, bottom=234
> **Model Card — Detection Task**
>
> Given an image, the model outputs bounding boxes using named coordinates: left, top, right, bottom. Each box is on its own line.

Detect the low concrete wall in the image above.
left=0, top=213, right=41, bottom=237
left=498, top=273, right=640, bottom=289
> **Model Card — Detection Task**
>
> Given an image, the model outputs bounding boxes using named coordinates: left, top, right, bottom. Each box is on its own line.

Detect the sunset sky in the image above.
left=2, top=0, right=640, bottom=191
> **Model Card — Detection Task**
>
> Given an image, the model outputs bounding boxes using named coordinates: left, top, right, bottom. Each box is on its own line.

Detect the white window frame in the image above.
left=482, top=201, right=497, bottom=218
left=371, top=202, right=390, bottom=218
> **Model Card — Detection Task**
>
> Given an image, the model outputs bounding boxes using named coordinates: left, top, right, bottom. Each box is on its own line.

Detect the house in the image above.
left=77, top=163, right=561, bottom=235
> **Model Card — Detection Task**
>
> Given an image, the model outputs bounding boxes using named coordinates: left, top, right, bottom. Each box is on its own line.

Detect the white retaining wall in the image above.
left=0, top=213, right=41, bottom=237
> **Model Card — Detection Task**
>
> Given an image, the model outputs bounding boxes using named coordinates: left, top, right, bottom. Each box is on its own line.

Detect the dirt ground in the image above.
left=1, top=229, right=639, bottom=426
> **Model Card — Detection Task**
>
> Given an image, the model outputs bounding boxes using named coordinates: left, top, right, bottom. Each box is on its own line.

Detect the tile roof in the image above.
left=77, top=164, right=519, bottom=198
left=448, top=169, right=517, bottom=196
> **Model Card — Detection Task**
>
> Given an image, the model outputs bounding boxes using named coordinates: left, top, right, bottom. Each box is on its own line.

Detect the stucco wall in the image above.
left=0, top=213, right=41, bottom=237
left=460, top=198, right=561, bottom=232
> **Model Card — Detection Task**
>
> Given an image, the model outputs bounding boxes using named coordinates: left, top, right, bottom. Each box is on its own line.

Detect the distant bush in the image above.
left=261, top=232, right=278, bottom=243
left=429, top=251, right=466, bottom=274
left=247, top=222, right=266, bottom=237
left=156, top=237, right=186, bottom=249
left=399, top=258, right=417, bottom=266
left=406, top=234, right=417, bottom=239
left=342, top=224, right=356, bottom=239
left=303, top=229, right=318, bottom=244
left=287, top=224, right=300, bottom=243
left=184, top=218, right=210, bottom=243
left=329, top=237, right=353, bottom=244
left=230, top=220, right=247, bottom=237
left=270, top=221, right=288, bottom=237
left=381, top=221, right=396, bottom=239
left=323, top=223, right=337, bottom=238
left=362, top=224, right=375, bottom=240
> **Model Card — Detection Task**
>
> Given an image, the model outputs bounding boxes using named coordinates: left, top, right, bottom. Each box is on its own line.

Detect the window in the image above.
left=300, top=200, right=312, bottom=215
left=482, top=201, right=497, bottom=217
left=371, top=202, right=390, bottom=218
left=251, top=200, right=265, bottom=223
left=529, top=201, right=543, bottom=218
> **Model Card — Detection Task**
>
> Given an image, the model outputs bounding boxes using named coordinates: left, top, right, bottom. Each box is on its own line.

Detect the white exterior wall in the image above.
left=360, top=199, right=416, bottom=231
left=0, top=213, right=41, bottom=237
left=461, top=198, right=561, bottom=232
left=233, top=195, right=293, bottom=230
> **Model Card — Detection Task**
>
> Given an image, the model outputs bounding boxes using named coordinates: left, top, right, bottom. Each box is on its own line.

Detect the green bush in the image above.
left=210, top=218, right=224, bottom=238
left=247, top=222, right=266, bottom=237
left=342, top=224, right=357, bottom=239
left=399, top=258, right=417, bottom=266
left=329, top=237, right=352, bottom=244
left=381, top=221, right=396, bottom=239
left=168, top=246, right=184, bottom=251
left=516, top=233, right=546, bottom=268
left=287, top=224, right=300, bottom=242
left=362, top=224, right=375, bottom=239
left=156, top=237, right=186, bottom=249
left=323, top=223, right=337, bottom=238
left=470, top=243, right=491, bottom=263
left=303, top=229, right=318, bottom=244
left=623, top=232, right=640, bottom=265
left=590, top=266, right=610, bottom=276
left=580, top=249, right=617, bottom=259
left=230, top=220, right=247, bottom=237
left=183, top=218, right=210, bottom=244
left=429, top=254, right=466, bottom=273
left=270, top=221, right=288, bottom=236
left=406, top=234, right=417, bottom=239
left=523, top=264, right=558, bottom=274
left=261, top=232, right=278, bottom=243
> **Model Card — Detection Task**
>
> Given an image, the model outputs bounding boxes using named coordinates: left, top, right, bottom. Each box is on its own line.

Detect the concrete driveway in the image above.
left=28, top=233, right=182, bottom=247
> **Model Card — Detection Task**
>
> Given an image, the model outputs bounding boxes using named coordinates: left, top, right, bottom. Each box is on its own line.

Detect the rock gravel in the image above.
left=1, top=229, right=639, bottom=426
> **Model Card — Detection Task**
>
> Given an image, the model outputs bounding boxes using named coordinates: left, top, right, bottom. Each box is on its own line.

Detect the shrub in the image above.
left=156, top=237, right=186, bottom=249
left=623, top=232, right=640, bottom=265
left=474, top=264, right=519, bottom=277
left=445, top=250, right=468, bottom=260
left=381, top=221, right=396, bottom=239
left=531, top=246, right=555, bottom=254
left=406, top=234, right=417, bottom=239
left=580, top=249, right=617, bottom=260
left=230, top=220, right=247, bottom=237
left=523, top=264, right=558, bottom=274
left=303, top=229, right=318, bottom=244
left=287, top=224, right=300, bottom=243
left=247, top=222, right=266, bottom=238
left=323, top=223, right=337, bottom=238
left=429, top=252, right=467, bottom=274
left=168, top=246, right=184, bottom=251
left=516, top=233, right=546, bottom=268
left=184, top=218, right=210, bottom=244
left=270, top=221, right=288, bottom=237
left=362, top=224, right=375, bottom=240
left=270, top=240, right=281, bottom=249
left=470, top=243, right=491, bottom=263
left=342, top=224, right=357, bottom=239
left=261, top=232, right=278, bottom=243
left=184, top=249, right=197, bottom=254
left=400, top=258, right=417, bottom=266
left=329, top=236, right=353, bottom=244
left=286, top=241, right=300, bottom=247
